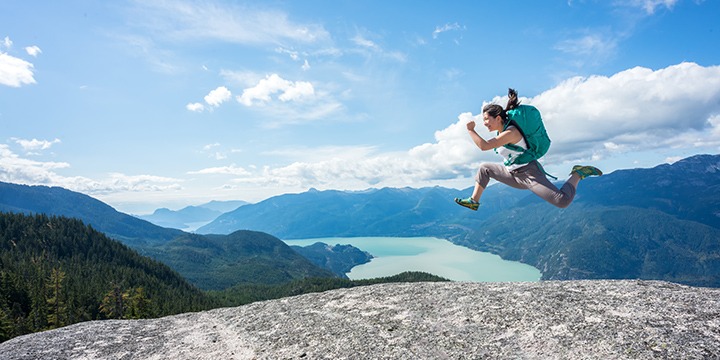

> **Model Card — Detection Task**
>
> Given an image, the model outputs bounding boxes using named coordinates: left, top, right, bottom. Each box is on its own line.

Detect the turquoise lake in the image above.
left=283, top=237, right=542, bottom=282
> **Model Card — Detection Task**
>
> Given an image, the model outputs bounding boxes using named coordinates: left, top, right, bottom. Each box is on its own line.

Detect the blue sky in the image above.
left=1, top=0, right=719, bottom=214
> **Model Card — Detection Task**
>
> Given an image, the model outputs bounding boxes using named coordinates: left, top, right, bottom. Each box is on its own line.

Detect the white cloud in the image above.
left=352, top=35, right=379, bottom=50
left=203, top=143, right=221, bottom=151
left=229, top=144, right=475, bottom=190
left=350, top=33, right=407, bottom=62
left=2, top=36, right=11, bottom=49
left=237, top=74, right=314, bottom=106
left=198, top=143, right=229, bottom=160
left=186, top=102, right=205, bottom=112
left=555, top=34, right=617, bottom=57
left=204, top=86, right=232, bottom=107
left=220, top=70, right=264, bottom=87
left=187, top=86, right=233, bottom=112
left=278, top=81, right=313, bottom=102
left=188, top=164, right=251, bottom=176
left=263, top=145, right=378, bottom=163
left=432, top=23, right=462, bottom=39
left=275, top=47, right=300, bottom=60
left=25, top=45, right=41, bottom=57
left=115, top=34, right=180, bottom=74
left=0, top=143, right=68, bottom=187
left=131, top=1, right=329, bottom=45
left=0, top=144, right=70, bottom=185
left=14, top=138, right=61, bottom=152
left=522, top=62, right=720, bottom=163
left=0, top=144, right=182, bottom=195
left=188, top=73, right=340, bottom=123
left=274, top=47, right=311, bottom=70
left=103, top=173, right=183, bottom=193
left=251, top=98, right=345, bottom=128
left=0, top=52, right=37, bottom=87
left=216, top=62, right=720, bottom=191
left=213, top=112, right=484, bottom=190
left=620, top=0, right=679, bottom=14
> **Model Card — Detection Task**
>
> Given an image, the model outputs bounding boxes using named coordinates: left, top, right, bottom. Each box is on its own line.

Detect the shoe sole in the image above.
left=572, top=166, right=602, bottom=178
left=454, top=199, right=478, bottom=211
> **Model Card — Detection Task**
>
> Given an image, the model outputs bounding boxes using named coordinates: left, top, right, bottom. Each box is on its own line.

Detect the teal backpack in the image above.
left=501, top=104, right=552, bottom=168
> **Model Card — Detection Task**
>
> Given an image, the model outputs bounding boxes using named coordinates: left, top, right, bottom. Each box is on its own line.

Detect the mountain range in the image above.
left=197, top=185, right=527, bottom=238
left=136, top=200, right=248, bottom=231
left=196, top=154, right=720, bottom=287
left=0, top=182, right=344, bottom=290
left=1, top=154, right=718, bottom=287
left=0, top=182, right=184, bottom=247
left=198, top=154, right=720, bottom=238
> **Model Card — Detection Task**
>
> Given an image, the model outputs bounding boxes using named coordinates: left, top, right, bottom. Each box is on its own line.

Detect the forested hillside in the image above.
left=0, top=182, right=184, bottom=247
left=0, top=212, right=214, bottom=342
left=0, top=212, right=450, bottom=344
left=142, top=231, right=338, bottom=290
left=0, top=182, right=348, bottom=291
left=290, top=242, right=374, bottom=277
left=460, top=204, right=720, bottom=286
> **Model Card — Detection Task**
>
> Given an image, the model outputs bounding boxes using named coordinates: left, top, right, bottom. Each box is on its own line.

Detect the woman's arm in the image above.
left=466, top=121, right=523, bottom=151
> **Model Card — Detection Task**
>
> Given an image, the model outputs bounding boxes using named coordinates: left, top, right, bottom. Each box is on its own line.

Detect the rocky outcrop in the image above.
left=2, top=280, right=719, bottom=359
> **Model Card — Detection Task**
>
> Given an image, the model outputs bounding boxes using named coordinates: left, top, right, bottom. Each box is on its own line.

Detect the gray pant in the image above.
left=476, top=161, right=576, bottom=208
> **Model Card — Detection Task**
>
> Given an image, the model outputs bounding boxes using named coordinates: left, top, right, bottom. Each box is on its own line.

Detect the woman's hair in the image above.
left=505, top=88, right=520, bottom=111
left=482, top=88, right=521, bottom=123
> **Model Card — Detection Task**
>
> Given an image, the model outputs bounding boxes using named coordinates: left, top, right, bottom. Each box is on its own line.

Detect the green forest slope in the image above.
left=0, top=212, right=214, bottom=342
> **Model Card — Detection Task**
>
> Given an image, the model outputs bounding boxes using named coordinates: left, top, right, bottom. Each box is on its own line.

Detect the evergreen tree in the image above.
left=0, top=307, right=14, bottom=343
left=46, top=267, right=67, bottom=329
left=28, top=280, right=47, bottom=332
left=99, top=283, right=124, bottom=319
left=124, top=287, right=152, bottom=319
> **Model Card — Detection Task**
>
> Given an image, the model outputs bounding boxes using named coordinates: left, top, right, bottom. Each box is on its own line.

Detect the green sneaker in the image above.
left=454, top=197, right=479, bottom=211
left=571, top=165, right=603, bottom=180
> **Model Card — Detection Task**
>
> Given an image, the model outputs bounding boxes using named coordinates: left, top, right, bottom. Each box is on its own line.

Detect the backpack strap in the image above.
left=498, top=123, right=526, bottom=153
left=498, top=123, right=557, bottom=179
left=535, top=161, right=558, bottom=180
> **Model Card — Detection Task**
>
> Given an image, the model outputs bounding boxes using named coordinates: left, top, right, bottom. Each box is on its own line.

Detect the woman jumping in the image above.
left=454, top=89, right=602, bottom=211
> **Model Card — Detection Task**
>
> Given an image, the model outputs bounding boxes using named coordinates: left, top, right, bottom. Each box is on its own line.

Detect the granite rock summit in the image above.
left=1, top=280, right=719, bottom=359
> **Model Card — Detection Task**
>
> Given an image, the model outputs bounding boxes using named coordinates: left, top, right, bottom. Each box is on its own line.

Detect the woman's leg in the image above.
left=470, top=182, right=484, bottom=203
left=515, top=162, right=577, bottom=208
left=566, top=173, right=581, bottom=189
left=471, top=162, right=527, bottom=202
left=462, top=162, right=600, bottom=209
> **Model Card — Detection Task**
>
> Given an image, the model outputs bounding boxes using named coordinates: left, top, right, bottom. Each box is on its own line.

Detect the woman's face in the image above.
left=483, top=112, right=503, bottom=132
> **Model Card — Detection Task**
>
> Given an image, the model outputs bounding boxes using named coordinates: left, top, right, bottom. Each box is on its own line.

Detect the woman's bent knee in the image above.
left=553, top=197, right=573, bottom=208
left=475, top=163, right=494, bottom=187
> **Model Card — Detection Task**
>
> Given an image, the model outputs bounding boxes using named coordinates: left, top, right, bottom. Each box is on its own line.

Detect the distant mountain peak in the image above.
left=672, top=153, right=720, bottom=172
